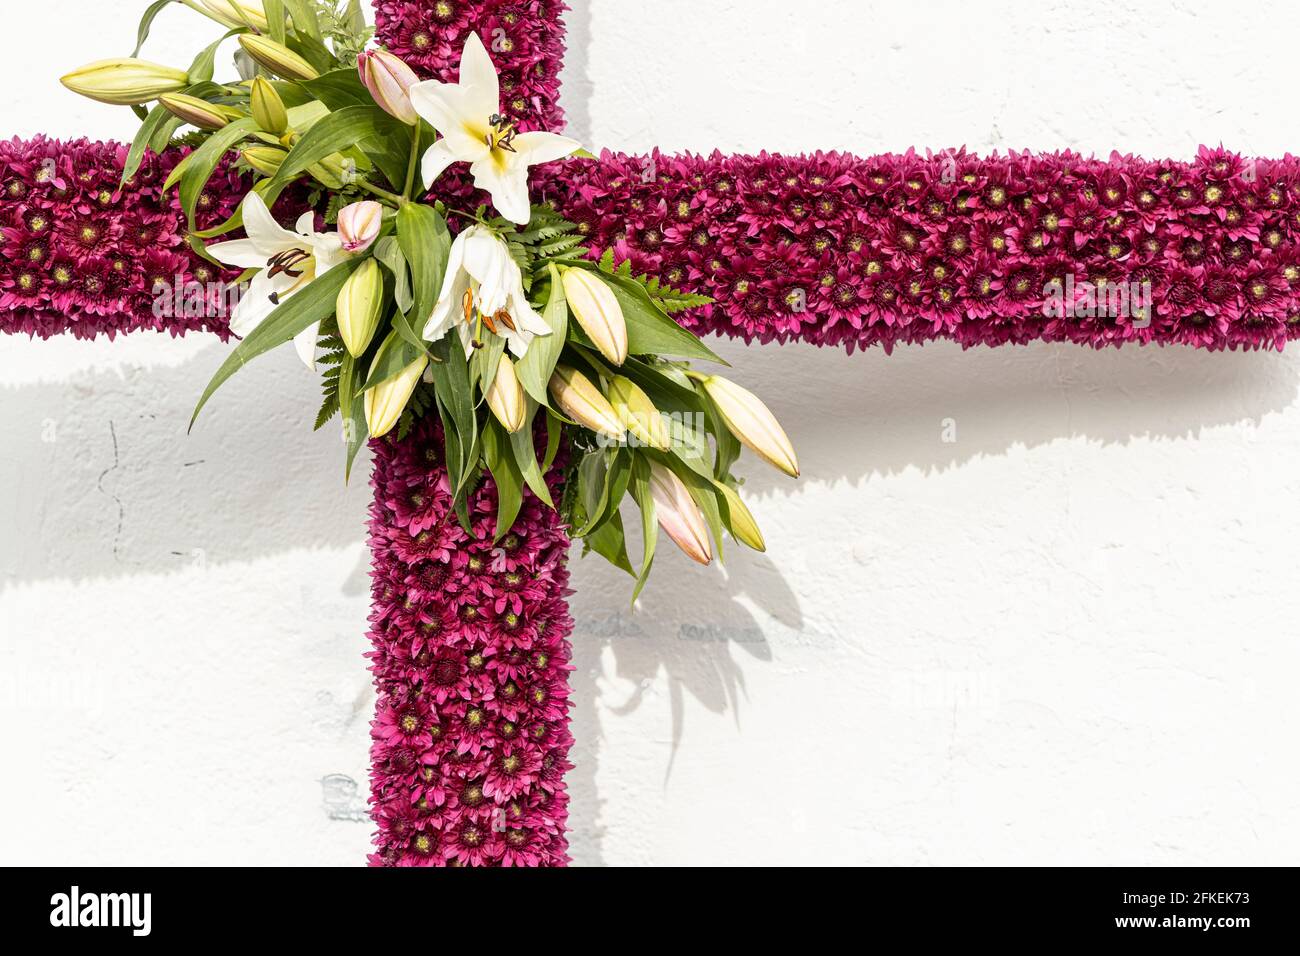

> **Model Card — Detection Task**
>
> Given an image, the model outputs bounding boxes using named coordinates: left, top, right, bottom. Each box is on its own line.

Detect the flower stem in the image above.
left=402, top=126, right=422, bottom=201
left=356, top=179, right=405, bottom=207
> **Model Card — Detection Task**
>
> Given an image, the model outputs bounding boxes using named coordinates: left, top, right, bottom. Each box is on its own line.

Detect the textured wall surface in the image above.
left=4, top=0, right=1300, bottom=866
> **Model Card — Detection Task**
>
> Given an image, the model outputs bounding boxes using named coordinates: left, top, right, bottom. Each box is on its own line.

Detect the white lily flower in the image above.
left=422, top=225, right=550, bottom=358
left=409, top=33, right=581, bottom=225
left=207, top=192, right=349, bottom=368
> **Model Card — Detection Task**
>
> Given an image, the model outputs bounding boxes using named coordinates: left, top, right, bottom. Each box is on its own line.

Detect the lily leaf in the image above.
left=396, top=201, right=451, bottom=338
left=482, top=420, right=524, bottom=542
left=265, top=105, right=392, bottom=195
left=517, top=263, right=568, bottom=406
left=628, top=454, right=658, bottom=602
left=264, top=0, right=287, bottom=45
left=509, top=401, right=553, bottom=507
left=593, top=267, right=727, bottom=364
left=132, top=0, right=177, bottom=57
left=177, top=117, right=259, bottom=229
left=296, top=68, right=374, bottom=111
left=190, top=258, right=362, bottom=429
left=121, top=104, right=176, bottom=187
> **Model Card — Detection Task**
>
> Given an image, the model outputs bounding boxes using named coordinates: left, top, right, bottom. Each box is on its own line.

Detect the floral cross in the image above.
left=0, top=0, right=1290, bottom=867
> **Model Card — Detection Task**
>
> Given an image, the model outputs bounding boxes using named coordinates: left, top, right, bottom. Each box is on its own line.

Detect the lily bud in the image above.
left=242, top=146, right=287, bottom=177
left=336, top=259, right=384, bottom=357
left=486, top=357, right=528, bottom=434
left=715, top=483, right=765, bottom=552
left=548, top=365, right=624, bottom=443
left=357, top=49, right=419, bottom=125
left=607, top=376, right=670, bottom=450
left=239, top=35, right=319, bottom=81
left=200, top=0, right=270, bottom=32
left=561, top=268, right=628, bottom=366
left=701, top=375, right=799, bottom=478
left=365, top=332, right=429, bottom=439
left=648, top=461, right=712, bottom=566
left=60, top=58, right=189, bottom=106
left=337, top=201, right=383, bottom=254
left=159, top=93, right=232, bottom=130
left=249, top=76, right=288, bottom=134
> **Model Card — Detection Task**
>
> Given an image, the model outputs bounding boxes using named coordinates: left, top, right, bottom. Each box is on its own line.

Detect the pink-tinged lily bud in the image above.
left=486, top=358, right=528, bottom=433
left=701, top=375, right=800, bottom=478
left=358, top=49, right=420, bottom=125
left=365, top=332, right=429, bottom=439
left=648, top=461, right=712, bottom=566
left=548, top=365, right=624, bottom=443
left=60, top=58, right=189, bottom=106
left=561, top=268, right=628, bottom=366
left=337, top=201, right=383, bottom=254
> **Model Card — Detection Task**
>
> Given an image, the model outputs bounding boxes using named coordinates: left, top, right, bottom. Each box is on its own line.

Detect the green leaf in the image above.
left=295, top=68, right=374, bottom=111
left=265, top=0, right=287, bottom=44
left=543, top=408, right=562, bottom=472
left=131, top=0, right=177, bottom=57
left=344, top=0, right=367, bottom=33
left=628, top=455, right=658, bottom=602
left=482, top=420, right=524, bottom=542
left=361, top=334, right=422, bottom=392
left=700, top=385, right=742, bottom=479
left=426, top=333, right=477, bottom=495
left=469, top=334, right=505, bottom=399
left=339, top=349, right=371, bottom=480
left=190, top=258, right=362, bottom=428
left=576, top=448, right=630, bottom=537
left=601, top=271, right=727, bottom=364
left=509, top=401, right=553, bottom=507
left=282, top=0, right=322, bottom=39
left=121, top=104, right=175, bottom=186
left=177, top=117, right=259, bottom=229
left=374, top=237, right=413, bottom=314
left=584, top=511, right=635, bottom=575
left=517, top=263, right=568, bottom=406
left=188, top=30, right=242, bottom=85
left=396, top=202, right=451, bottom=330
left=265, top=105, right=390, bottom=194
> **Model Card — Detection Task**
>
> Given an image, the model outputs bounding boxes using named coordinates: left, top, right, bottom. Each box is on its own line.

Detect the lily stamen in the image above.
left=267, top=247, right=312, bottom=279
left=485, top=113, right=518, bottom=153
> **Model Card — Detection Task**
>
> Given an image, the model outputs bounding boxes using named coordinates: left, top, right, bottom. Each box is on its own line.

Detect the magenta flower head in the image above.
left=338, top=200, right=383, bottom=253
left=358, top=49, right=420, bottom=125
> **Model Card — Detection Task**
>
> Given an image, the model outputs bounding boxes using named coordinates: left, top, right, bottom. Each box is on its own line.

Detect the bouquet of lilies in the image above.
left=61, top=0, right=798, bottom=590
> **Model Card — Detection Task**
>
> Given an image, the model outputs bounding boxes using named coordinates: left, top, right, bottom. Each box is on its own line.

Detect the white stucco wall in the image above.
left=2, top=0, right=1298, bottom=865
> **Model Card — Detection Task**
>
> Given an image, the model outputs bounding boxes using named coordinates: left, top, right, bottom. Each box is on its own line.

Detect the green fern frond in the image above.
left=314, top=333, right=346, bottom=431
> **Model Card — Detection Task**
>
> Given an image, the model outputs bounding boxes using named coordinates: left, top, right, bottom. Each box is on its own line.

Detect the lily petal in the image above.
left=456, top=32, right=501, bottom=120
left=511, top=131, right=582, bottom=167
left=409, top=81, right=490, bottom=158
left=469, top=156, right=531, bottom=225
left=420, top=138, right=461, bottom=188
left=293, top=320, right=320, bottom=370
left=205, top=237, right=267, bottom=269
left=240, top=191, right=300, bottom=250
left=228, top=271, right=278, bottom=337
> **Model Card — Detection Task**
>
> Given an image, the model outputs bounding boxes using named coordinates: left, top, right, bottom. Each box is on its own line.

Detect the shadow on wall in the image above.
left=0, top=343, right=374, bottom=590
left=4, top=323, right=1299, bottom=866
